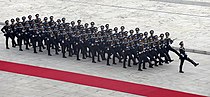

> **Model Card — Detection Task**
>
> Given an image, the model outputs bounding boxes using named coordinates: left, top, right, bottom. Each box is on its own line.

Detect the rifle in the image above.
left=170, top=38, right=177, bottom=44
left=172, top=38, right=177, bottom=41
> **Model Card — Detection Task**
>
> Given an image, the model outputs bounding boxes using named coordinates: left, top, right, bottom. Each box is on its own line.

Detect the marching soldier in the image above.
left=99, top=26, right=107, bottom=60
left=66, top=31, right=74, bottom=57
left=52, top=28, right=60, bottom=55
left=31, top=25, right=39, bottom=53
left=86, top=29, right=92, bottom=58
left=43, top=17, right=49, bottom=29
left=119, top=26, right=125, bottom=37
left=134, top=28, right=140, bottom=38
left=21, top=16, right=30, bottom=50
left=90, top=22, right=95, bottom=32
left=100, top=25, right=105, bottom=36
left=165, top=32, right=181, bottom=61
left=123, top=41, right=131, bottom=68
left=37, top=25, right=45, bottom=52
left=10, top=19, right=17, bottom=47
left=61, top=34, right=68, bottom=58
left=128, top=30, right=134, bottom=39
left=112, top=27, right=118, bottom=37
left=89, top=32, right=97, bottom=63
left=15, top=18, right=24, bottom=51
left=179, top=41, right=199, bottom=73
left=23, top=21, right=31, bottom=50
left=76, top=20, right=82, bottom=30
left=148, top=31, right=164, bottom=65
left=48, top=16, right=55, bottom=28
left=105, top=24, right=112, bottom=37
left=158, top=34, right=169, bottom=61
left=1, top=20, right=12, bottom=49
left=136, top=40, right=150, bottom=71
left=74, top=31, right=82, bottom=60
left=21, top=16, right=27, bottom=26
left=109, top=37, right=122, bottom=65
left=106, top=39, right=113, bottom=65
left=154, top=35, right=170, bottom=64
left=56, top=19, right=62, bottom=30
left=70, top=21, right=76, bottom=32
left=27, top=15, right=33, bottom=26
left=135, top=27, right=140, bottom=34
left=149, top=40, right=164, bottom=66
left=46, top=27, right=53, bottom=56
left=35, top=14, right=41, bottom=26
left=128, top=41, right=137, bottom=66
left=115, top=39, right=123, bottom=63
left=95, top=37, right=102, bottom=62
left=142, top=32, right=156, bottom=67
left=80, top=31, right=88, bottom=59
left=61, top=17, right=67, bottom=27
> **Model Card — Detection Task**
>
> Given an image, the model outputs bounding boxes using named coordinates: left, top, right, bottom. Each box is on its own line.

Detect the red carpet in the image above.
left=0, top=60, right=206, bottom=97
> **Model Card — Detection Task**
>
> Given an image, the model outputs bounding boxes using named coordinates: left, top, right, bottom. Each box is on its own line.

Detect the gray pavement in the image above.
left=1, top=0, right=210, bottom=51
left=0, top=71, right=142, bottom=97
left=149, top=0, right=210, bottom=7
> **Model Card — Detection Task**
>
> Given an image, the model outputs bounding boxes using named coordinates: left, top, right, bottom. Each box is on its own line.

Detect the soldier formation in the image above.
left=1, top=14, right=199, bottom=72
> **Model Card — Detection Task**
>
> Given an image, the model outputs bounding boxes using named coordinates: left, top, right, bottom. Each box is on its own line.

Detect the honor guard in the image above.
left=48, top=16, right=55, bottom=27
left=154, top=35, right=170, bottom=64
left=105, top=24, right=110, bottom=33
left=35, top=14, right=41, bottom=26
left=31, top=25, right=39, bottom=53
left=164, top=32, right=181, bottom=61
left=43, top=17, right=49, bottom=29
left=89, top=32, right=97, bottom=63
left=159, top=33, right=171, bottom=61
left=1, top=20, right=12, bottom=49
left=90, top=22, right=95, bottom=32
left=27, top=15, right=33, bottom=26
left=56, top=19, right=62, bottom=29
left=46, top=27, right=53, bottom=56
left=3, top=14, right=195, bottom=71
left=76, top=20, right=82, bottom=30
left=21, top=16, right=26, bottom=26
left=37, top=25, right=45, bottom=52
left=10, top=19, right=17, bottom=47
left=70, top=21, right=76, bottom=32
left=23, top=21, right=31, bottom=50
left=128, top=30, right=134, bottom=39
left=84, top=23, right=89, bottom=30
left=123, top=40, right=132, bottom=68
left=74, top=31, right=82, bottom=60
left=61, top=34, right=68, bottom=58
left=61, top=17, right=66, bottom=27
left=179, top=41, right=199, bottom=73
left=119, top=26, right=125, bottom=35
left=52, top=27, right=60, bottom=55
left=15, top=17, right=24, bottom=51
left=80, top=30, right=88, bottom=59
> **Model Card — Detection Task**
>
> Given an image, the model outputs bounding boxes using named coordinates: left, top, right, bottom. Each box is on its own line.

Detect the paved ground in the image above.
left=0, top=71, right=143, bottom=97
left=0, top=25, right=210, bottom=96
left=1, top=0, right=210, bottom=51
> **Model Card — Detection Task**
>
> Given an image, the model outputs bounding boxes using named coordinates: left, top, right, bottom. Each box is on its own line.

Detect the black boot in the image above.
left=179, top=71, right=184, bottom=73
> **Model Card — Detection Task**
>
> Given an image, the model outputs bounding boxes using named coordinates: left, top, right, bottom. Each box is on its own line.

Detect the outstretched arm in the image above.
left=1, top=26, right=6, bottom=33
